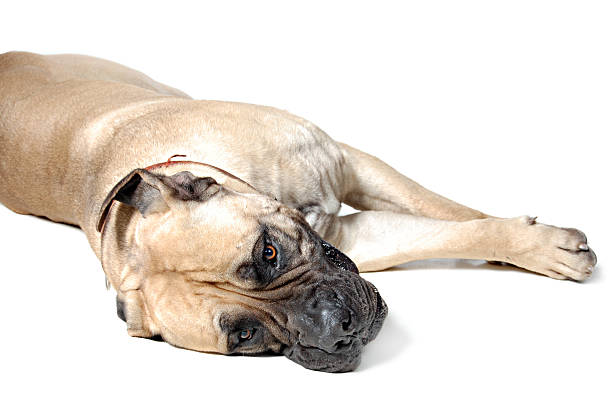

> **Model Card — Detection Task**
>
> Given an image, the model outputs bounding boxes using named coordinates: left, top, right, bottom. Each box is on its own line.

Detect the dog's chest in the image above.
left=211, top=116, right=345, bottom=231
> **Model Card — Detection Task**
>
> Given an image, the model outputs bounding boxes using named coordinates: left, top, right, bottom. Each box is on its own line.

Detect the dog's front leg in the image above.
left=324, top=212, right=596, bottom=281
left=338, top=142, right=490, bottom=221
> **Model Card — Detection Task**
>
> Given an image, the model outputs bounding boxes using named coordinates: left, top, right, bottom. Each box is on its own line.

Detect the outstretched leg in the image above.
left=339, top=142, right=491, bottom=221
left=324, top=143, right=596, bottom=280
left=325, top=212, right=596, bottom=280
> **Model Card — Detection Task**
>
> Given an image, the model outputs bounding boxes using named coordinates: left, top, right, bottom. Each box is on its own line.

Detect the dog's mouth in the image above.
left=283, top=340, right=364, bottom=373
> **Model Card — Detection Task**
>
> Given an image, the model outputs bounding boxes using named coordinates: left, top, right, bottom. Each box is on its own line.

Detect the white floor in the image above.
left=1, top=2, right=610, bottom=406
left=1, top=204, right=609, bottom=406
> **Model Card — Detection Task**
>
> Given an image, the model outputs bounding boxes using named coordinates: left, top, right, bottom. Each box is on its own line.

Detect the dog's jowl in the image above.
left=0, top=52, right=596, bottom=372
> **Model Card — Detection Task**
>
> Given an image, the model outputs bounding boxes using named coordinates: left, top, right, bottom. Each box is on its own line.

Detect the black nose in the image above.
left=295, top=288, right=356, bottom=352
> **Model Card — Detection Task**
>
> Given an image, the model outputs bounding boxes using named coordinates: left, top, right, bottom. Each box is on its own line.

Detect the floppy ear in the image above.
left=116, top=290, right=158, bottom=338
left=97, top=169, right=219, bottom=232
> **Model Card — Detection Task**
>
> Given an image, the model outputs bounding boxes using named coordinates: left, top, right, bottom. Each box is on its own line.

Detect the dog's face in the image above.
left=97, top=166, right=387, bottom=372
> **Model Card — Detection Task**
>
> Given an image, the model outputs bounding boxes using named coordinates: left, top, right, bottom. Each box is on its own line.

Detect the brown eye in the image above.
left=239, top=329, right=253, bottom=341
left=263, top=245, right=277, bottom=261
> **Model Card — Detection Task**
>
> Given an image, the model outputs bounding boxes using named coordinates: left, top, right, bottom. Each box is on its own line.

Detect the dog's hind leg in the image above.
left=338, top=142, right=491, bottom=221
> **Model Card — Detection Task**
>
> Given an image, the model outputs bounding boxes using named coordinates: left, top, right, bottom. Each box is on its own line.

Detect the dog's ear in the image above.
left=97, top=169, right=219, bottom=232
left=116, top=291, right=158, bottom=338
left=159, top=171, right=220, bottom=202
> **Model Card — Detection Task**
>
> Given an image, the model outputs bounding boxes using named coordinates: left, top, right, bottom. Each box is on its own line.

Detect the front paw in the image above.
left=504, top=216, right=597, bottom=281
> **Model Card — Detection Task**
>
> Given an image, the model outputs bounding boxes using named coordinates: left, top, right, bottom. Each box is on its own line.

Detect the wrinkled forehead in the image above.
left=143, top=273, right=261, bottom=352
left=142, top=258, right=293, bottom=354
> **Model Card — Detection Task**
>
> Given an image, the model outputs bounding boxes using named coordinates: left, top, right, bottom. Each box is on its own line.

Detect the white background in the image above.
left=1, top=1, right=610, bottom=406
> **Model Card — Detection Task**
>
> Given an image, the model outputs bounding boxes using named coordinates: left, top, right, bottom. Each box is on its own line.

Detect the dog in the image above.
left=0, top=51, right=597, bottom=372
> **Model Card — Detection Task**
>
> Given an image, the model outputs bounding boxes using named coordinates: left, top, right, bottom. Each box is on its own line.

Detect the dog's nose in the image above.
left=320, top=299, right=353, bottom=334
left=295, top=288, right=356, bottom=352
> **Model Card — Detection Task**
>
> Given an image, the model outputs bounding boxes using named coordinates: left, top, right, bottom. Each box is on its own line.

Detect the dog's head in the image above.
left=97, top=164, right=387, bottom=372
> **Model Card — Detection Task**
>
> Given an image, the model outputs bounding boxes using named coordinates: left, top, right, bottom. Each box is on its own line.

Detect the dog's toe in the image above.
left=503, top=218, right=597, bottom=281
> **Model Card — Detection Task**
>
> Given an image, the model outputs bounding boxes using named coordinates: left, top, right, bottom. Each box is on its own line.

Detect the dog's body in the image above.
left=0, top=52, right=344, bottom=252
left=0, top=52, right=597, bottom=371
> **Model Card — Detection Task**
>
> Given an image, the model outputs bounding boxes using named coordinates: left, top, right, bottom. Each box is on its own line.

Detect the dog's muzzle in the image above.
left=283, top=241, right=388, bottom=372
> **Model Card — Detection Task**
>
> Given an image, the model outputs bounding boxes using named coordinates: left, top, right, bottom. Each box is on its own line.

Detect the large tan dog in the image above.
left=0, top=52, right=597, bottom=372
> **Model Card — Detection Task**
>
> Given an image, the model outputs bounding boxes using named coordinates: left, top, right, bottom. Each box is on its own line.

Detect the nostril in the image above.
left=334, top=338, right=352, bottom=352
left=342, top=313, right=352, bottom=332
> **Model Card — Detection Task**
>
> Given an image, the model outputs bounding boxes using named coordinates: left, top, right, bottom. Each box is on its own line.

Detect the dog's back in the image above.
left=0, top=52, right=189, bottom=98
left=0, top=52, right=191, bottom=224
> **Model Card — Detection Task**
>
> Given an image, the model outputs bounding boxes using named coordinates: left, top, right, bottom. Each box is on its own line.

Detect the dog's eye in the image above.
left=263, top=245, right=277, bottom=262
left=239, top=329, right=254, bottom=341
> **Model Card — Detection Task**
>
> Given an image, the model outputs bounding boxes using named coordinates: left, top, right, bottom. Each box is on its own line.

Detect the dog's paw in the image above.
left=502, top=216, right=597, bottom=281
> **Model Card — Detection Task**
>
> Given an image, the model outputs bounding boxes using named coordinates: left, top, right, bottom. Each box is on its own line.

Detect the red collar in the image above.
left=145, top=154, right=190, bottom=170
